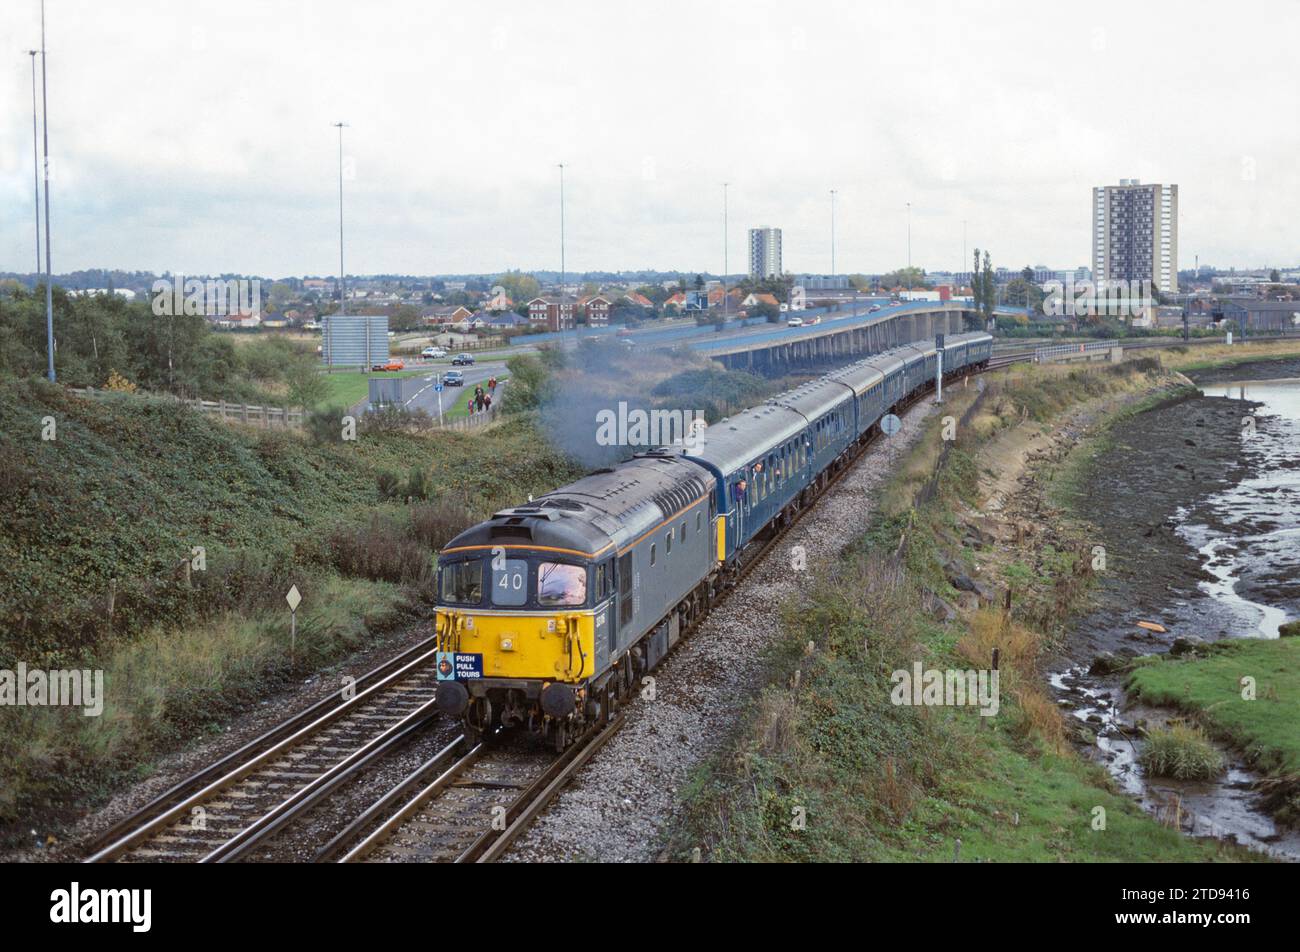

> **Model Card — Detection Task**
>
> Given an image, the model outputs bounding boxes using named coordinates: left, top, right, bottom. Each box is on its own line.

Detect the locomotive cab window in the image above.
left=538, top=562, right=587, bottom=607
left=490, top=557, right=528, bottom=607
left=440, top=559, right=483, bottom=606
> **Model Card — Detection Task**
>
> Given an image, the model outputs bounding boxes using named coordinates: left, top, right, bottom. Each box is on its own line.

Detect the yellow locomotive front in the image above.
left=433, top=504, right=618, bottom=746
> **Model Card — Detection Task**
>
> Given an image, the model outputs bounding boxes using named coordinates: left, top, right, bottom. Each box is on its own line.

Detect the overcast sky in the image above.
left=1, top=0, right=1295, bottom=278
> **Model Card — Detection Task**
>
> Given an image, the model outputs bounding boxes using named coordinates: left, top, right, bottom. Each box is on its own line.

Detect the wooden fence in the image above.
left=70, top=388, right=304, bottom=429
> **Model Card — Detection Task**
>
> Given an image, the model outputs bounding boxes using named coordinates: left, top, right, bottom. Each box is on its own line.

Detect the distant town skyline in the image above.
left=1, top=1, right=1296, bottom=278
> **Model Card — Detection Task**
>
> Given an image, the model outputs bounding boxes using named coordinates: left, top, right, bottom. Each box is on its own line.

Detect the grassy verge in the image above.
left=1127, top=639, right=1300, bottom=823
left=1152, top=340, right=1300, bottom=374
left=0, top=377, right=582, bottom=836
left=666, top=360, right=1255, bottom=862
left=0, top=572, right=409, bottom=828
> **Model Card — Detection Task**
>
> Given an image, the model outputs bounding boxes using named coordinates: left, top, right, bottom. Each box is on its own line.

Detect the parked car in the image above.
left=452, top=353, right=475, bottom=366
left=371, top=359, right=405, bottom=372
left=422, top=346, right=448, bottom=359
left=443, top=370, right=465, bottom=386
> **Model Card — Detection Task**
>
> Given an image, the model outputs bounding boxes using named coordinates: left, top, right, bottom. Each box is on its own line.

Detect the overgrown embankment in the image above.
left=0, top=377, right=581, bottom=835
left=667, top=359, right=1254, bottom=861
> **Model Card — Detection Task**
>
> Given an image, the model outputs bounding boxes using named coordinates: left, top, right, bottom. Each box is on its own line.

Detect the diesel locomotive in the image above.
left=433, top=332, right=993, bottom=747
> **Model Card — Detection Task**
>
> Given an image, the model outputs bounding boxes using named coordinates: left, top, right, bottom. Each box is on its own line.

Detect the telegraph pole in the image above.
left=40, top=0, right=55, bottom=382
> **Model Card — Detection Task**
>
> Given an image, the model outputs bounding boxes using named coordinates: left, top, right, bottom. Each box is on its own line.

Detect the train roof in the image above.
left=670, top=402, right=809, bottom=476
left=442, top=454, right=711, bottom=559
left=770, top=376, right=854, bottom=419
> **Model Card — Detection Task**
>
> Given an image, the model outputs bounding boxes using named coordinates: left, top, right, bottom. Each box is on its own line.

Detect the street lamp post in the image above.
left=555, top=163, right=568, bottom=337
left=906, top=201, right=912, bottom=303
left=722, top=182, right=729, bottom=321
left=28, top=51, right=41, bottom=278
left=40, top=1, right=55, bottom=382
left=830, top=189, right=837, bottom=281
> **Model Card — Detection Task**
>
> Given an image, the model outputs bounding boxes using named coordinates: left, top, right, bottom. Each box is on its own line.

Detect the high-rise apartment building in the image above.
left=748, top=227, right=783, bottom=279
left=1092, top=179, right=1178, bottom=293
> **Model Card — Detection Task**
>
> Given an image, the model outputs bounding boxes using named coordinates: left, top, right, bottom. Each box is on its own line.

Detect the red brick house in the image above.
left=578, top=294, right=612, bottom=326
left=526, top=296, right=576, bottom=332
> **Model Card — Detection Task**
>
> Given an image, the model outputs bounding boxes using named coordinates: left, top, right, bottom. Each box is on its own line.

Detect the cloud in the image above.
left=1, top=0, right=1295, bottom=275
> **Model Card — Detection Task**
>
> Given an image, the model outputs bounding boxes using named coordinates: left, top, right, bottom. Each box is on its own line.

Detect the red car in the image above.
left=371, top=359, right=405, bottom=372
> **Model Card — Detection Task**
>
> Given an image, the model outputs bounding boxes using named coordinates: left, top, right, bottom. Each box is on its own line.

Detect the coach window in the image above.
left=680, top=521, right=687, bottom=542
left=696, top=511, right=702, bottom=533
left=650, top=543, right=657, bottom=566
left=666, top=530, right=672, bottom=555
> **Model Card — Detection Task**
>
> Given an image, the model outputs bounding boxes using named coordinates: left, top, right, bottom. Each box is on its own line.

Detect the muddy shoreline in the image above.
left=1062, top=393, right=1260, bottom=665
left=1052, top=356, right=1300, bottom=858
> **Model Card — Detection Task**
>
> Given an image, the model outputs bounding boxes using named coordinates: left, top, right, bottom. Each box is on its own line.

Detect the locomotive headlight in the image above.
left=499, top=635, right=515, bottom=652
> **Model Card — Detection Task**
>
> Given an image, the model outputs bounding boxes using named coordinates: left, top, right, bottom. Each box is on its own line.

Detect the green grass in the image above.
left=1138, top=724, right=1226, bottom=781
left=1127, top=639, right=1300, bottom=778
left=0, top=572, right=407, bottom=827
left=316, top=368, right=432, bottom=409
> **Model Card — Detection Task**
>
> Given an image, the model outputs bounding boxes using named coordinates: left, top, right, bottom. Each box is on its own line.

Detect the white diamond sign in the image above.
left=286, top=585, right=302, bottom=612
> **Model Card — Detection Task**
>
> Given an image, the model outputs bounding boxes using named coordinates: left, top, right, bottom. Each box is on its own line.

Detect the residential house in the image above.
left=423, top=304, right=473, bottom=327
left=578, top=294, right=613, bottom=326
left=527, top=296, right=576, bottom=332
left=621, top=291, right=654, bottom=309
left=483, top=286, right=513, bottom=312
left=663, top=292, right=688, bottom=313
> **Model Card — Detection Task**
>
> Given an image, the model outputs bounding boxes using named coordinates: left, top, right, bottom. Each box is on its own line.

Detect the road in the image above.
left=381, top=361, right=507, bottom=418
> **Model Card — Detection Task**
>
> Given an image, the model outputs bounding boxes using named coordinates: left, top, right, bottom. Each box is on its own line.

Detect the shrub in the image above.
left=377, top=469, right=401, bottom=500
left=409, top=497, right=474, bottom=548
left=328, top=517, right=433, bottom=586
left=305, top=405, right=349, bottom=443
left=1139, top=723, right=1225, bottom=780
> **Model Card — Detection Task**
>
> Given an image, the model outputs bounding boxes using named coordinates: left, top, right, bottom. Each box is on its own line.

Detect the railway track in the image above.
left=321, top=717, right=624, bottom=863
left=84, top=639, right=444, bottom=863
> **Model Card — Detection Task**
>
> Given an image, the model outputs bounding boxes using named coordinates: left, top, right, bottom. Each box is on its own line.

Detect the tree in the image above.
left=981, top=251, right=995, bottom=326
left=1271, top=269, right=1281, bottom=283
left=495, top=271, right=540, bottom=304
left=693, top=274, right=705, bottom=290
left=753, top=301, right=782, bottom=323
left=285, top=355, right=329, bottom=410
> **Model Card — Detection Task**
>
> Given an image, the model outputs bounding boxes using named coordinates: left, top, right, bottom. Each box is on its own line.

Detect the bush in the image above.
left=1139, top=723, right=1225, bottom=780
left=409, top=497, right=476, bottom=548
left=377, top=469, right=401, bottom=500
left=306, top=405, right=350, bottom=443
left=361, top=404, right=434, bottom=434
left=328, top=516, right=434, bottom=586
